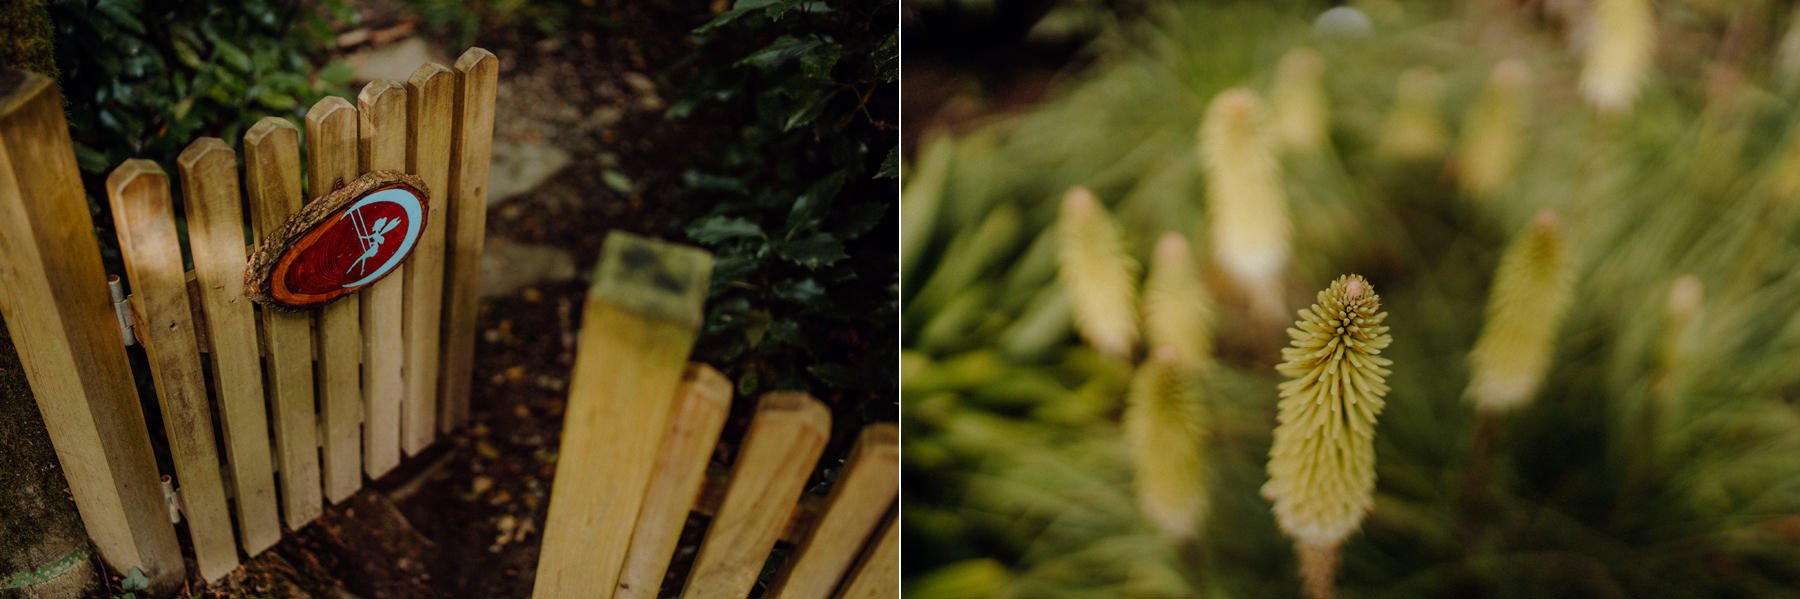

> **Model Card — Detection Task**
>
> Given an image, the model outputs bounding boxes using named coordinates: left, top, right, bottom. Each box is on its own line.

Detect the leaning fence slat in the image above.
left=244, top=117, right=325, bottom=530
left=835, top=515, right=898, bottom=599
left=177, top=138, right=288, bottom=551
left=305, top=96, right=365, bottom=503
left=105, top=160, right=242, bottom=580
left=615, top=363, right=733, bottom=599
left=769, top=423, right=899, bottom=599
left=683, top=392, right=832, bottom=597
left=531, top=232, right=712, bottom=599
left=439, top=47, right=499, bottom=433
left=0, top=69, right=185, bottom=591
left=358, top=80, right=408, bottom=477
left=401, top=63, right=453, bottom=455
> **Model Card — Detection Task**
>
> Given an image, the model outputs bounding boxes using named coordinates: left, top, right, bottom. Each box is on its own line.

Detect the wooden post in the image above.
left=531, top=232, right=711, bottom=599
left=836, top=515, right=898, bottom=599
left=401, top=63, right=453, bottom=455
left=682, top=392, right=832, bottom=597
left=176, top=138, right=287, bottom=544
left=243, top=117, right=324, bottom=530
left=358, top=80, right=407, bottom=478
left=104, top=160, right=241, bottom=580
left=439, top=47, right=498, bottom=433
left=305, top=95, right=364, bottom=503
left=769, top=423, right=899, bottom=598
left=0, top=68, right=184, bottom=591
left=615, top=364, right=733, bottom=599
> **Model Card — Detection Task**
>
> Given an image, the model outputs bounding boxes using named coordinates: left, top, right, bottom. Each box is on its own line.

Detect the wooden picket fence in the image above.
left=0, top=47, right=497, bottom=589
left=529, top=233, right=899, bottom=599
left=0, top=45, right=894, bottom=597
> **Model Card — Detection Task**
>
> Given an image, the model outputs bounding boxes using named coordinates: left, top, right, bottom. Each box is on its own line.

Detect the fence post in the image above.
left=177, top=138, right=289, bottom=538
left=532, top=232, right=711, bottom=599
left=439, top=47, right=498, bottom=433
left=402, top=62, right=454, bottom=455
left=242, top=118, right=324, bottom=530
left=357, top=79, right=408, bottom=478
left=305, top=95, right=365, bottom=503
left=104, top=160, right=241, bottom=579
left=768, top=423, right=899, bottom=598
left=0, top=68, right=184, bottom=591
left=682, top=392, right=831, bottom=597
left=616, top=363, right=733, bottom=599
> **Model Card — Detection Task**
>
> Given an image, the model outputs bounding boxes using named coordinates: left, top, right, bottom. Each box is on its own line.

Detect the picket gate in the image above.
left=0, top=47, right=496, bottom=589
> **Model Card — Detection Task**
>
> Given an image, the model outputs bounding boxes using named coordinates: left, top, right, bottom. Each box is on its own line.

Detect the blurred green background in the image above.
left=901, top=1, right=1800, bottom=597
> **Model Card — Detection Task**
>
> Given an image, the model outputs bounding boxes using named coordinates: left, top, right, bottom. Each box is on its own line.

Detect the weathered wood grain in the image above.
left=439, top=47, right=498, bottom=433
left=531, top=232, right=711, bottom=599
left=0, top=68, right=185, bottom=591
left=357, top=79, right=407, bottom=478
left=177, top=138, right=289, bottom=552
left=243, top=117, right=324, bottom=531
left=105, top=160, right=242, bottom=580
left=616, top=363, right=733, bottom=599
left=769, top=423, right=899, bottom=599
left=305, top=95, right=365, bottom=503
left=402, top=62, right=453, bottom=455
left=683, top=392, right=832, bottom=598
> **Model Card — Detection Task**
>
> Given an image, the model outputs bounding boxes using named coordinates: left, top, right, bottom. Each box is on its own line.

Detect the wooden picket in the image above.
left=358, top=78, right=409, bottom=478
left=0, top=48, right=498, bottom=589
left=532, top=232, right=715, bottom=598
left=104, top=161, right=241, bottom=580
left=838, top=517, right=899, bottom=599
left=0, top=68, right=186, bottom=592
left=615, top=364, right=734, bottom=599
left=402, top=63, right=454, bottom=455
left=532, top=231, right=897, bottom=599
left=440, top=48, right=499, bottom=432
left=176, top=138, right=293, bottom=543
left=304, top=95, right=366, bottom=504
left=769, top=422, right=900, bottom=597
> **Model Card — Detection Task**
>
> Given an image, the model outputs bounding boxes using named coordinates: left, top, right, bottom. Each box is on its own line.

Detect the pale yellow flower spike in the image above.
left=1272, top=47, right=1328, bottom=153
left=1056, top=187, right=1140, bottom=360
left=1581, top=0, right=1654, bottom=115
left=1126, top=346, right=1209, bottom=540
left=1378, top=67, right=1449, bottom=161
left=1202, top=88, right=1291, bottom=320
left=1454, top=60, right=1531, bottom=200
left=1466, top=211, right=1575, bottom=413
left=1144, top=234, right=1216, bottom=369
left=1264, top=275, right=1392, bottom=599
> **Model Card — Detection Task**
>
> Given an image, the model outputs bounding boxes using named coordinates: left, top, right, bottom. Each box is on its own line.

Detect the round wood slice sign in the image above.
left=245, top=170, right=429, bottom=309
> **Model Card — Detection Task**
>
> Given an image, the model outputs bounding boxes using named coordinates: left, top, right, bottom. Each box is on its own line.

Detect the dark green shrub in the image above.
left=673, top=1, right=899, bottom=416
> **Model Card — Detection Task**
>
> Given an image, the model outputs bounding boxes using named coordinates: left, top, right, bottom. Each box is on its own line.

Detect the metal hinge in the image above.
left=109, top=275, right=136, bottom=347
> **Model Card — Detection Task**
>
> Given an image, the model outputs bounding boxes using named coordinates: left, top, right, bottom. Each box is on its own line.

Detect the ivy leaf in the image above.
left=776, top=233, right=848, bottom=269
left=681, top=170, right=750, bottom=195
left=775, top=278, right=826, bottom=304
left=737, top=35, right=822, bottom=70
left=787, top=171, right=846, bottom=233
left=799, top=42, right=841, bottom=81
left=256, top=90, right=297, bottom=111
left=95, top=0, right=147, bottom=36
left=783, top=89, right=836, bottom=132
left=687, top=215, right=764, bottom=245
left=694, top=0, right=780, bottom=35
left=318, top=60, right=355, bottom=86
left=875, top=145, right=897, bottom=179
left=121, top=567, right=150, bottom=591
left=72, top=142, right=110, bottom=175
left=213, top=40, right=254, bottom=73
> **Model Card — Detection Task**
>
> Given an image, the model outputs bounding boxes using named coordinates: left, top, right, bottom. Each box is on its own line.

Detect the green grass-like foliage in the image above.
left=901, top=1, right=1800, bottom=597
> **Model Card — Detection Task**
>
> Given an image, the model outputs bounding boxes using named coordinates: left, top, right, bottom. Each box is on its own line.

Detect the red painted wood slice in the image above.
left=245, top=170, right=429, bottom=309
